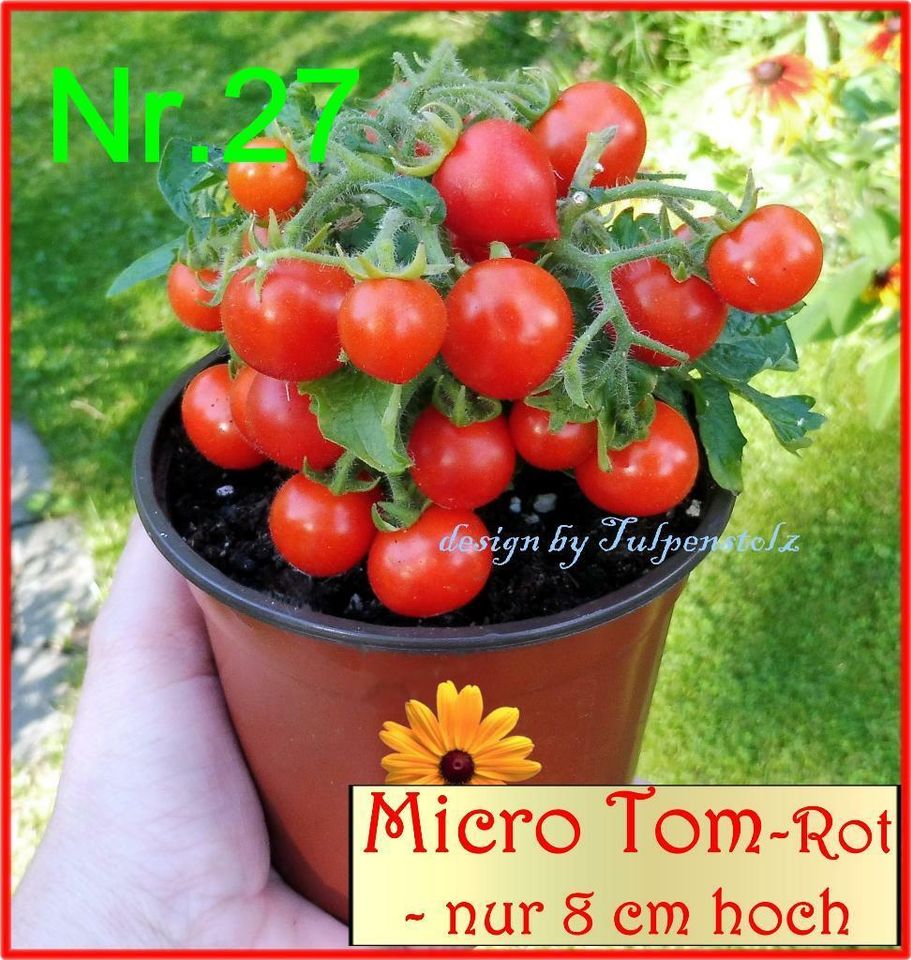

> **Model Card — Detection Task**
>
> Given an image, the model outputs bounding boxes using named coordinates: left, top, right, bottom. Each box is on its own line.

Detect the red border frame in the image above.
left=1, top=1, right=907, bottom=957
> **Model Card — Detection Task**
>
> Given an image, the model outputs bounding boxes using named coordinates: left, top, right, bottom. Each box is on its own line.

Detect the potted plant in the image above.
left=118, top=45, right=825, bottom=921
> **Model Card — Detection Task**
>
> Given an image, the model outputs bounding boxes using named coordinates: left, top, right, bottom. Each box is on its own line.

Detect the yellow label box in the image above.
left=350, top=785, right=898, bottom=947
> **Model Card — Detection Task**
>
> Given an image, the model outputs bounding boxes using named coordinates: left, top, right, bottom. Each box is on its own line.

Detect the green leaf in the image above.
left=864, top=335, right=900, bottom=429
left=736, top=385, right=826, bottom=452
left=157, top=138, right=225, bottom=227
left=691, top=376, right=746, bottom=492
left=606, top=207, right=662, bottom=248
left=850, top=210, right=898, bottom=270
left=363, top=176, right=446, bottom=224
left=699, top=310, right=798, bottom=381
left=299, top=369, right=425, bottom=474
left=278, top=82, right=319, bottom=142
left=106, top=237, right=181, bottom=297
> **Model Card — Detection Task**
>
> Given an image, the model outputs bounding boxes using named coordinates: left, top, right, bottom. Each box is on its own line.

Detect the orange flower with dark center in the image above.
left=864, top=263, right=901, bottom=310
left=379, top=680, right=542, bottom=785
left=748, top=54, right=816, bottom=113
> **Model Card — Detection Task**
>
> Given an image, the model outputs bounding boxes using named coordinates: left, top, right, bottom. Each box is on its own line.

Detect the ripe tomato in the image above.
left=449, top=233, right=537, bottom=264
left=432, top=119, right=559, bottom=247
left=244, top=371, right=342, bottom=471
left=443, top=258, right=574, bottom=400
left=338, top=278, right=447, bottom=384
left=180, top=364, right=265, bottom=470
left=531, top=81, right=646, bottom=195
left=367, top=505, right=493, bottom=617
left=221, top=260, right=353, bottom=381
left=228, top=364, right=259, bottom=442
left=706, top=205, right=823, bottom=313
left=227, top=137, right=307, bottom=219
left=611, top=258, right=728, bottom=366
left=509, top=401, right=597, bottom=470
left=167, top=263, right=221, bottom=332
left=408, top=407, right=515, bottom=510
left=269, top=474, right=378, bottom=578
left=575, top=401, right=698, bottom=516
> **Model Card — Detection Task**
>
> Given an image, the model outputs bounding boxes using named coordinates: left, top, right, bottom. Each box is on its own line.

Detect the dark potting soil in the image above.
left=163, top=408, right=717, bottom=628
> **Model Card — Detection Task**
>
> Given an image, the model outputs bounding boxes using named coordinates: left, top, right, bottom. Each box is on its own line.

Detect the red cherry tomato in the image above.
left=244, top=371, right=342, bottom=471
left=443, top=258, right=574, bottom=400
left=706, top=205, right=823, bottom=313
left=367, top=506, right=493, bottom=617
left=338, top=278, right=448, bottom=384
left=408, top=407, right=515, bottom=510
left=432, top=119, right=559, bottom=247
left=531, top=81, right=647, bottom=196
left=228, top=364, right=259, bottom=442
left=611, top=258, right=728, bottom=366
left=508, top=401, right=597, bottom=470
left=167, top=263, right=221, bottom=332
left=221, top=260, right=353, bottom=381
left=449, top=233, right=537, bottom=264
left=227, top=137, right=307, bottom=219
left=575, top=401, right=699, bottom=516
left=269, top=474, right=378, bottom=578
left=180, top=364, right=265, bottom=470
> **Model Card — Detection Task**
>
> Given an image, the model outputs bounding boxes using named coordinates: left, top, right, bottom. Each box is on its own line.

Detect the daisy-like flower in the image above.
left=747, top=54, right=816, bottom=114
left=379, top=680, right=542, bottom=785
left=863, top=263, right=901, bottom=311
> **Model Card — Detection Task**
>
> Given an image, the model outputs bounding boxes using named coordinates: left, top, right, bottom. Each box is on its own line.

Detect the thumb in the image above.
left=88, top=517, right=213, bottom=686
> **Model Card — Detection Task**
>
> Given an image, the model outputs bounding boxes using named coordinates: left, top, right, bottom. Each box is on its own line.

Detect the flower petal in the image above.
left=436, top=680, right=459, bottom=750
left=404, top=698, right=446, bottom=756
left=470, top=774, right=505, bottom=785
left=466, top=706, right=519, bottom=754
left=473, top=735, right=536, bottom=764
left=379, top=727, right=439, bottom=762
left=385, top=770, right=445, bottom=785
left=452, top=684, right=483, bottom=749
left=475, top=759, right=542, bottom=783
left=381, top=754, right=440, bottom=773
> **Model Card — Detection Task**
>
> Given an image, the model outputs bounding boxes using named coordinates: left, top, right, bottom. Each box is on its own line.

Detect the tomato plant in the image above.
left=443, top=258, right=574, bottom=400
left=269, top=474, right=378, bottom=577
left=408, top=407, right=515, bottom=509
left=367, top=506, right=492, bottom=618
left=338, top=278, right=447, bottom=383
left=119, top=43, right=828, bottom=618
left=575, top=402, right=699, bottom=516
left=509, top=401, right=596, bottom=470
left=532, top=81, right=647, bottom=195
left=432, top=119, right=559, bottom=247
left=167, top=263, right=221, bottom=332
left=222, top=260, right=353, bottom=381
left=707, top=204, right=824, bottom=313
left=180, top=364, right=265, bottom=470
left=244, top=371, right=343, bottom=471
left=227, top=136, right=308, bottom=218
left=611, top=258, right=728, bottom=366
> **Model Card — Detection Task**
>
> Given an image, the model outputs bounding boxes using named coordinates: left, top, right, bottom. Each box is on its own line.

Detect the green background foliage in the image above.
left=10, top=8, right=901, bottom=857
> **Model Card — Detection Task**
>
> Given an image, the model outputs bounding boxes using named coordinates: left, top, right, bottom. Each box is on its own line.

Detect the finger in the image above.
left=88, top=517, right=213, bottom=682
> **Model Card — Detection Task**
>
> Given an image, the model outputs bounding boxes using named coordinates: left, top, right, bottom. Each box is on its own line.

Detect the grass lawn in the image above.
left=10, top=10, right=900, bottom=878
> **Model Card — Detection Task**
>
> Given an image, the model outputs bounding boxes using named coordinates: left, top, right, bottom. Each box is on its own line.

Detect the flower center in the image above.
left=753, top=59, right=785, bottom=85
left=440, top=749, right=475, bottom=785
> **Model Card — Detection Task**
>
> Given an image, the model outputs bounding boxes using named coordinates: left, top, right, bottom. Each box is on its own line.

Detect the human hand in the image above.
left=13, top=519, right=348, bottom=949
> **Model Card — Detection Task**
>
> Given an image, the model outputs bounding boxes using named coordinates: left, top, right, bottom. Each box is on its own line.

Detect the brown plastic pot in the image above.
left=134, top=349, right=735, bottom=923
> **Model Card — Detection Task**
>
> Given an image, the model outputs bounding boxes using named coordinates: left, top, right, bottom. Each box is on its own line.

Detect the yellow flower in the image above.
left=379, top=681, right=542, bottom=785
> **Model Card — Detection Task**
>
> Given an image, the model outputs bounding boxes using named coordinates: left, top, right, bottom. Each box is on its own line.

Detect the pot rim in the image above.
left=134, top=348, right=736, bottom=653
